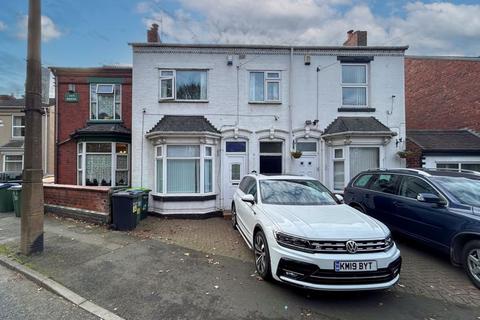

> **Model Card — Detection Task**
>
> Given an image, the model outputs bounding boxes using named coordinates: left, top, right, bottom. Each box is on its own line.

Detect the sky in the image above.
left=0, top=0, right=479, bottom=96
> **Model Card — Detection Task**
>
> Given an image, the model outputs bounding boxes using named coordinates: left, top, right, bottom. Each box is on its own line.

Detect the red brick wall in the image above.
left=54, top=69, right=132, bottom=184
left=44, top=184, right=111, bottom=213
left=405, top=58, right=480, bottom=132
left=405, top=139, right=423, bottom=168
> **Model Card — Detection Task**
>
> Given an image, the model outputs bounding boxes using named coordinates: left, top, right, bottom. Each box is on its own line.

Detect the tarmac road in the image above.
left=0, top=264, right=98, bottom=320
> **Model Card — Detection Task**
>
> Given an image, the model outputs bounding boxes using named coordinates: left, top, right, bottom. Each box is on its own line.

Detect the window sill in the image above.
left=152, top=194, right=217, bottom=202
left=248, top=101, right=282, bottom=105
left=87, top=120, right=123, bottom=124
left=338, top=107, right=376, bottom=112
left=158, top=100, right=209, bottom=103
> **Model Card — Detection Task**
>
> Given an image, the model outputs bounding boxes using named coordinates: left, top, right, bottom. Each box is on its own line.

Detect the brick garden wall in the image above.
left=405, top=57, right=480, bottom=132
left=44, top=184, right=112, bottom=223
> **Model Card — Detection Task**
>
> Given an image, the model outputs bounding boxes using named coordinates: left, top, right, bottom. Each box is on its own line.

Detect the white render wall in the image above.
left=131, top=46, right=406, bottom=211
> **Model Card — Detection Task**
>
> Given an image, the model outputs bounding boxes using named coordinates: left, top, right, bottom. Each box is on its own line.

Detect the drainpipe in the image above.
left=54, top=76, right=59, bottom=183
left=43, top=106, right=48, bottom=175
left=288, top=47, right=294, bottom=173
left=140, top=108, right=145, bottom=187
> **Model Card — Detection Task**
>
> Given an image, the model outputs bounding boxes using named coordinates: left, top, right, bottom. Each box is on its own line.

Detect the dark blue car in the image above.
left=343, top=168, right=480, bottom=289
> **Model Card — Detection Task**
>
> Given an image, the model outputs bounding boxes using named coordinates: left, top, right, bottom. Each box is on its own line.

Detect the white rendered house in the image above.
left=130, top=29, right=408, bottom=216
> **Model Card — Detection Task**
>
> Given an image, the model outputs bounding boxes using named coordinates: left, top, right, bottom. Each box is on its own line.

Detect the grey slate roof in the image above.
left=407, top=130, right=480, bottom=152
left=323, top=117, right=392, bottom=135
left=71, top=123, right=131, bottom=139
left=0, top=140, right=24, bottom=149
left=0, top=97, right=55, bottom=107
left=148, top=115, right=220, bottom=134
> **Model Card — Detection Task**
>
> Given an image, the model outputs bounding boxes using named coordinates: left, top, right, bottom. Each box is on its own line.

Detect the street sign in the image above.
left=64, top=92, right=79, bottom=102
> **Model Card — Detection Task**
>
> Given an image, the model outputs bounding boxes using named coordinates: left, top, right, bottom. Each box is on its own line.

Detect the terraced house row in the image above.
left=47, top=27, right=409, bottom=217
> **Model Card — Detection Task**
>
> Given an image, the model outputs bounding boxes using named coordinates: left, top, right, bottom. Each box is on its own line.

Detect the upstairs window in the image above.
left=249, top=71, right=281, bottom=102
left=12, top=115, right=25, bottom=138
left=159, top=70, right=208, bottom=101
left=341, top=64, right=367, bottom=106
left=90, top=84, right=121, bottom=120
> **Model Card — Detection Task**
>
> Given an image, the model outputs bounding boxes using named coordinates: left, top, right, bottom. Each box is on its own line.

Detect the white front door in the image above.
left=291, top=155, right=319, bottom=179
left=223, top=155, right=247, bottom=210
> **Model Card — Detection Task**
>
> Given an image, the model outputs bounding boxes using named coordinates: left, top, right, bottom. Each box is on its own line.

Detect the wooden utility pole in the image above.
left=21, top=0, right=44, bottom=255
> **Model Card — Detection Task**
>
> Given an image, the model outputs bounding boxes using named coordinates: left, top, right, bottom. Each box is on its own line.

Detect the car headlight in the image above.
left=274, top=231, right=314, bottom=252
left=384, top=234, right=394, bottom=250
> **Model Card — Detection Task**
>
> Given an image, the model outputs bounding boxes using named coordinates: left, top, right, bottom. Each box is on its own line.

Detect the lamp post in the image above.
left=21, top=0, right=44, bottom=255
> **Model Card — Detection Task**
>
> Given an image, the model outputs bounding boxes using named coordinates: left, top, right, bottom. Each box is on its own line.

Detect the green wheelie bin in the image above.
left=0, top=183, right=15, bottom=213
left=8, top=185, right=22, bottom=217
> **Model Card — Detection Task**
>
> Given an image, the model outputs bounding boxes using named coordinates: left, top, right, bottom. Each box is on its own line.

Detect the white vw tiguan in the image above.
left=232, top=174, right=401, bottom=291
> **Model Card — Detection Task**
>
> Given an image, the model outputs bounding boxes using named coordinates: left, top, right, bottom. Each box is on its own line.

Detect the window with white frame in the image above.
left=90, top=84, right=121, bottom=120
left=437, top=162, right=480, bottom=172
left=12, top=115, right=25, bottom=138
left=155, top=145, right=214, bottom=194
left=159, top=70, right=208, bottom=101
left=296, top=141, right=317, bottom=152
left=3, top=155, right=23, bottom=172
left=333, top=148, right=345, bottom=190
left=77, top=142, right=129, bottom=186
left=349, top=147, right=379, bottom=178
left=341, top=64, right=368, bottom=106
left=249, top=71, right=281, bottom=102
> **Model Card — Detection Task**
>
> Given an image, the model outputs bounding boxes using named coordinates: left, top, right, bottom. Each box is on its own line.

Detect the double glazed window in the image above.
left=159, top=70, right=208, bottom=101
left=12, top=115, right=25, bottom=138
left=341, top=64, right=367, bottom=106
left=437, top=162, right=480, bottom=172
left=90, top=84, right=121, bottom=120
left=333, top=148, right=345, bottom=190
left=3, top=155, right=23, bottom=172
left=155, top=145, right=214, bottom=194
left=249, top=71, right=281, bottom=102
left=77, top=142, right=129, bottom=186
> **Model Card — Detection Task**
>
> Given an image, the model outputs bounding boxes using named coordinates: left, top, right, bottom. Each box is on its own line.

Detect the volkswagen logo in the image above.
left=345, top=240, right=358, bottom=253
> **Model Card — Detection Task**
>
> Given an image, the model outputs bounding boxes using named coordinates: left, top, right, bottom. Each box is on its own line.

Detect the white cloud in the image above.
left=0, top=21, right=6, bottom=31
left=141, top=0, right=480, bottom=55
left=17, top=15, right=62, bottom=42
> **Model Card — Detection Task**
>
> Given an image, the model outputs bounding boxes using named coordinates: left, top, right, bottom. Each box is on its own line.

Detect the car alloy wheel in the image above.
left=467, top=249, right=480, bottom=283
left=254, top=230, right=271, bottom=280
left=231, top=204, right=237, bottom=230
left=463, top=240, right=480, bottom=289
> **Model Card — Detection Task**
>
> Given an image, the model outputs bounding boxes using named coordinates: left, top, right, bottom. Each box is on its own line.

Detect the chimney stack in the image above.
left=147, top=23, right=160, bottom=43
left=343, top=30, right=367, bottom=46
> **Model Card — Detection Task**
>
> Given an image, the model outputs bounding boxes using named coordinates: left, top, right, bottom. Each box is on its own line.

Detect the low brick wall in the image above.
left=43, top=184, right=113, bottom=224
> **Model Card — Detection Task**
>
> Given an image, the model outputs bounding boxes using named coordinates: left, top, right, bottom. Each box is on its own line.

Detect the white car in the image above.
left=232, top=174, right=401, bottom=291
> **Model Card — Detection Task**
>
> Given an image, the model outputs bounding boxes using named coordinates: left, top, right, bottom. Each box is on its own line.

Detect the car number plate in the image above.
left=334, top=261, right=377, bottom=272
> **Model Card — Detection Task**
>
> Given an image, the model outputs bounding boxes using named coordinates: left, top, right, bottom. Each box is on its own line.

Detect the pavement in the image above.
left=1, top=212, right=480, bottom=320
left=0, top=264, right=98, bottom=320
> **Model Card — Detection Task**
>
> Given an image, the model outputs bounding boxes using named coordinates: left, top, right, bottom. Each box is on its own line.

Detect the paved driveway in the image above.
left=133, top=216, right=480, bottom=307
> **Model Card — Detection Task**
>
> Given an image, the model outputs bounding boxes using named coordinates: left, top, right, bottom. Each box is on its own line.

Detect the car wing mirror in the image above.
left=335, top=194, right=344, bottom=203
left=417, top=193, right=446, bottom=206
left=241, top=194, right=255, bottom=204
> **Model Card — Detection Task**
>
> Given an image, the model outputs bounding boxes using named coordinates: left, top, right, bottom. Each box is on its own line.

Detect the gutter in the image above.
left=321, top=131, right=397, bottom=139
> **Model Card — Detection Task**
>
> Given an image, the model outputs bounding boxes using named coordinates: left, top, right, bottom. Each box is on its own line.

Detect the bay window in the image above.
left=159, top=70, right=208, bottom=101
left=341, top=64, right=368, bottom=106
left=349, top=147, right=379, bottom=178
left=249, top=71, right=281, bottom=102
left=155, top=145, right=214, bottom=194
left=90, top=84, right=121, bottom=120
left=77, top=142, right=129, bottom=186
left=333, top=148, right=344, bottom=190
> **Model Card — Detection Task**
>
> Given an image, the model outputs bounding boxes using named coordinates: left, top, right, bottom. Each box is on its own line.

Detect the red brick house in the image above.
left=405, top=56, right=480, bottom=171
left=50, top=67, right=132, bottom=186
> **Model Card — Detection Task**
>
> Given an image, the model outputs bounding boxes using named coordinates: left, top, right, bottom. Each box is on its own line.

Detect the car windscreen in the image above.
left=432, top=176, right=480, bottom=208
left=259, top=179, right=338, bottom=205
